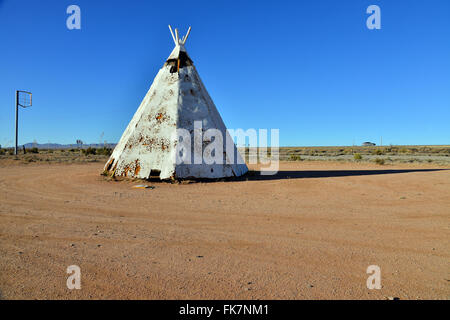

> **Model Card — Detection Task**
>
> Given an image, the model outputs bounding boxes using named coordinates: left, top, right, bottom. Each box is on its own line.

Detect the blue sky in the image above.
left=0, top=0, right=449, bottom=147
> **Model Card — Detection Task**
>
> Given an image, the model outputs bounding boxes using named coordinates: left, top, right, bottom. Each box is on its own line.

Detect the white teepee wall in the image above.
left=104, top=26, right=248, bottom=179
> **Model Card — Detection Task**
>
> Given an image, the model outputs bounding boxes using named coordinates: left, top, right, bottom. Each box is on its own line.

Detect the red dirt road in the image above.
left=0, top=161, right=449, bottom=299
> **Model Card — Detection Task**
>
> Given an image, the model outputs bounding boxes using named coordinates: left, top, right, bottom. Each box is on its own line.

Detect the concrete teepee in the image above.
left=103, top=26, right=248, bottom=180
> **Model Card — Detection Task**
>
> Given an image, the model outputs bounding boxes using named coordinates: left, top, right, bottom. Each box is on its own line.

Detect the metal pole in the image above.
left=15, top=90, right=18, bottom=155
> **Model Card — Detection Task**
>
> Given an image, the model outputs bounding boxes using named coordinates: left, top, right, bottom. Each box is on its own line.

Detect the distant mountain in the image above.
left=21, top=142, right=117, bottom=149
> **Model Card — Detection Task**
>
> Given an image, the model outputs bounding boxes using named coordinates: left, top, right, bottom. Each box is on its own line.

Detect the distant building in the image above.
left=362, top=142, right=376, bottom=146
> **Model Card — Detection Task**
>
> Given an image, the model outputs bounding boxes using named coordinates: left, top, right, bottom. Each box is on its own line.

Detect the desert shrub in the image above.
left=96, top=147, right=112, bottom=156
left=290, top=154, right=302, bottom=161
left=354, top=153, right=362, bottom=160
left=389, top=147, right=398, bottom=154
left=373, top=149, right=384, bottom=155
left=374, top=158, right=385, bottom=165
left=82, top=147, right=96, bottom=155
left=28, top=147, right=39, bottom=154
left=0, top=149, right=5, bottom=155
left=420, top=147, right=432, bottom=153
left=48, top=149, right=53, bottom=153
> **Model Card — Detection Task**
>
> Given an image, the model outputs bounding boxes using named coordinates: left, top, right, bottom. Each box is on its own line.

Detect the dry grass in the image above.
left=240, top=145, right=450, bottom=166
left=0, top=149, right=110, bottom=166
left=1, top=145, right=450, bottom=167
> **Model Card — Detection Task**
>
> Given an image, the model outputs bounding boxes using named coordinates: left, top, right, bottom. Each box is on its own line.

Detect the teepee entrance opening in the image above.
left=149, top=169, right=161, bottom=179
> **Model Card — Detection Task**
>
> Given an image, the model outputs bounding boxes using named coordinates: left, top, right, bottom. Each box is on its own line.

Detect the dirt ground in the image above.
left=0, top=161, right=448, bottom=300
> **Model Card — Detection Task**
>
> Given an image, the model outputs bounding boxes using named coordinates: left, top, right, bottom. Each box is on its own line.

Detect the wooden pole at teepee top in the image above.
left=183, top=26, right=191, bottom=45
left=175, top=28, right=179, bottom=43
left=168, top=25, right=192, bottom=46
left=168, top=25, right=176, bottom=45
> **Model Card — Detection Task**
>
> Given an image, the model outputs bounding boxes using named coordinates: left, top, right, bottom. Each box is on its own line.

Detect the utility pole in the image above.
left=14, top=90, right=32, bottom=155
left=15, top=91, right=18, bottom=155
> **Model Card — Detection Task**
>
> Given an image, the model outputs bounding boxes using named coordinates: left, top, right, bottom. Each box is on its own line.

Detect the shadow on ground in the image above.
left=136, top=169, right=447, bottom=184
left=244, top=169, right=447, bottom=181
